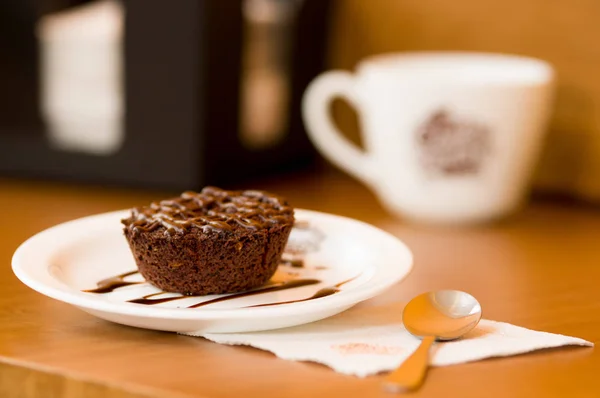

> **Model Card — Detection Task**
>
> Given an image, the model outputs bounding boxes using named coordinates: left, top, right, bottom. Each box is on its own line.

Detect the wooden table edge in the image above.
left=0, top=355, right=199, bottom=398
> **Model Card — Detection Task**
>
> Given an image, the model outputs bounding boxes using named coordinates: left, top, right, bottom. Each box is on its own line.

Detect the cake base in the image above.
left=124, top=224, right=292, bottom=295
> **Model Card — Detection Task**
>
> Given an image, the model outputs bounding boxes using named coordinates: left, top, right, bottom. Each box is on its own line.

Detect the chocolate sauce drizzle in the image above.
left=121, top=187, right=293, bottom=236
left=279, top=258, right=328, bottom=270
left=247, top=275, right=357, bottom=308
left=127, top=279, right=321, bottom=307
left=128, top=292, right=184, bottom=305
left=187, top=279, right=320, bottom=308
left=279, top=258, right=305, bottom=268
left=84, top=270, right=358, bottom=308
left=83, top=270, right=143, bottom=293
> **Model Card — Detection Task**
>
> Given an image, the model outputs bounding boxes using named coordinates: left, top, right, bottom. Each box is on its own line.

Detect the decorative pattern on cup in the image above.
left=416, top=110, right=491, bottom=177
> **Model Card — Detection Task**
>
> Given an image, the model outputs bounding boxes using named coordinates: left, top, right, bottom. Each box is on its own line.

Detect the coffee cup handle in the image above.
left=302, top=71, right=375, bottom=188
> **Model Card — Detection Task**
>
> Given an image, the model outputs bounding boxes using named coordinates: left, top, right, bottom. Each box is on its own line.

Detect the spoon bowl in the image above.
left=404, top=290, right=482, bottom=340
left=384, top=290, right=482, bottom=392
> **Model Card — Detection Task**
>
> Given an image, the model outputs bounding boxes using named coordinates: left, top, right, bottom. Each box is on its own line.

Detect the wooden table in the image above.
left=1, top=169, right=599, bottom=398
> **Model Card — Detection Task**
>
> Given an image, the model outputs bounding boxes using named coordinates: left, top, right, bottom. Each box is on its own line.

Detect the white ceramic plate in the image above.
left=12, top=209, right=412, bottom=333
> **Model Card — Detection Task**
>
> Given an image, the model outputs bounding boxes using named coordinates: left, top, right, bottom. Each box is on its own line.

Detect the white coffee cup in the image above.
left=302, top=52, right=555, bottom=224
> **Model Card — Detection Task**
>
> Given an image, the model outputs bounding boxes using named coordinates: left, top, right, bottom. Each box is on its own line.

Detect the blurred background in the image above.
left=1, top=0, right=599, bottom=205
left=328, top=0, right=600, bottom=205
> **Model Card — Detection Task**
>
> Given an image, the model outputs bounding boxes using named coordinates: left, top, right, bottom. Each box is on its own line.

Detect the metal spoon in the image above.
left=384, top=290, right=482, bottom=392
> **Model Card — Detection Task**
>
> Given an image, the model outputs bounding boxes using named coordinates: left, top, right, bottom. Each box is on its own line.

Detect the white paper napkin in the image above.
left=183, top=302, right=592, bottom=377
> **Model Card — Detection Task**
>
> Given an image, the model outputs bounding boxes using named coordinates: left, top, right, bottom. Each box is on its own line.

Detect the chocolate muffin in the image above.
left=121, top=187, right=294, bottom=295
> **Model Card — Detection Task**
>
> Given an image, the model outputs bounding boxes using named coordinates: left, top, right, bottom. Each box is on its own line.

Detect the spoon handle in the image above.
left=383, top=335, right=436, bottom=392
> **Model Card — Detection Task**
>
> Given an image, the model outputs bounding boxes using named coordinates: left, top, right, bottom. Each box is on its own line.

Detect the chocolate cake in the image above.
left=121, top=187, right=294, bottom=295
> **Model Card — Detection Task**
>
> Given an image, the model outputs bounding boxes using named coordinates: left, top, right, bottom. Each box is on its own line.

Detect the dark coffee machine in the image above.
left=0, top=0, right=331, bottom=189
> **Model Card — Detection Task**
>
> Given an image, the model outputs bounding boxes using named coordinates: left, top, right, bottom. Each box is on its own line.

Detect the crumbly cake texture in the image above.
left=121, top=187, right=294, bottom=295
